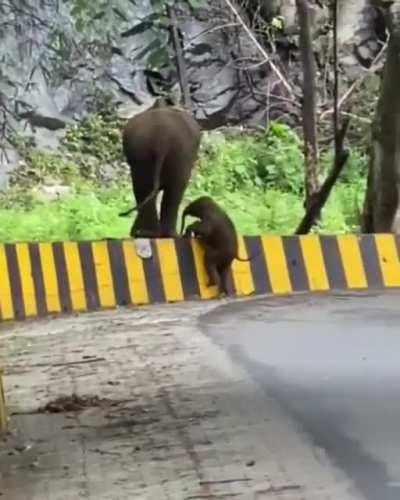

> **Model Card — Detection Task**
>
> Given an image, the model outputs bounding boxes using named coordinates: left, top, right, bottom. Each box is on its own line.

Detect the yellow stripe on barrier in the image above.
left=261, top=236, right=292, bottom=294
left=39, top=243, right=61, bottom=313
left=0, top=245, right=14, bottom=320
left=232, top=236, right=255, bottom=295
left=337, top=235, right=367, bottom=289
left=374, top=234, right=400, bottom=287
left=63, top=242, right=87, bottom=311
left=191, top=240, right=218, bottom=299
left=2, top=235, right=400, bottom=323
left=15, top=243, right=37, bottom=317
left=122, top=240, right=149, bottom=305
left=91, top=242, right=116, bottom=308
left=300, top=235, right=330, bottom=291
left=156, top=239, right=184, bottom=302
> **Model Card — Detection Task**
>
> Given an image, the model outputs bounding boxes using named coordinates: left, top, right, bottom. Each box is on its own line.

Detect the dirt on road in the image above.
left=0, top=299, right=362, bottom=500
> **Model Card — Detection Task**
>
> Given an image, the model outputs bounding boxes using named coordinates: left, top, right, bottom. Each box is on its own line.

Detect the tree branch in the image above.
left=320, top=40, right=388, bottom=121
left=295, top=118, right=350, bottom=234
left=222, top=0, right=294, bottom=98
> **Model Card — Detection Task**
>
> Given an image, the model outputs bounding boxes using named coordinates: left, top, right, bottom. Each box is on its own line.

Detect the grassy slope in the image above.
left=0, top=119, right=367, bottom=243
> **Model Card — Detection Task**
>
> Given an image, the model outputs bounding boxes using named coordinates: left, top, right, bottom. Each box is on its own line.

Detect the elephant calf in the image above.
left=119, top=106, right=201, bottom=238
left=181, top=196, right=255, bottom=296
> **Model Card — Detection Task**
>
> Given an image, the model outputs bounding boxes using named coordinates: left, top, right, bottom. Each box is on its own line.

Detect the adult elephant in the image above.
left=119, top=106, right=202, bottom=238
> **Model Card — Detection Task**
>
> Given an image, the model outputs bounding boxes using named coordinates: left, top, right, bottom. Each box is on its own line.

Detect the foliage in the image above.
left=9, top=114, right=126, bottom=188
left=70, top=0, right=207, bottom=71
left=63, top=114, right=124, bottom=164
left=0, top=117, right=368, bottom=243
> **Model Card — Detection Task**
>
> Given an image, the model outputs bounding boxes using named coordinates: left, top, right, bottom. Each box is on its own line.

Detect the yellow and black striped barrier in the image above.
left=0, top=369, right=7, bottom=433
left=1, top=234, right=400, bottom=321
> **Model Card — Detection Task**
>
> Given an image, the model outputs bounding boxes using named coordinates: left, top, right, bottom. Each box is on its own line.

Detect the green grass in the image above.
left=0, top=180, right=365, bottom=243
left=0, top=118, right=368, bottom=243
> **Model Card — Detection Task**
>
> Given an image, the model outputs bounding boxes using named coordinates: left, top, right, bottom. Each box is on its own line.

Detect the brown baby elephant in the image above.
left=181, top=196, right=255, bottom=296
left=119, top=106, right=201, bottom=238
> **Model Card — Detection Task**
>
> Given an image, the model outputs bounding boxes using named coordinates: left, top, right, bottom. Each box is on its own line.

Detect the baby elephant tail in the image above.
left=235, top=251, right=260, bottom=262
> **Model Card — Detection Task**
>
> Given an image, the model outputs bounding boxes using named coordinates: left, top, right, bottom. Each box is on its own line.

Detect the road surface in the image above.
left=202, top=291, right=400, bottom=500
left=0, top=291, right=398, bottom=499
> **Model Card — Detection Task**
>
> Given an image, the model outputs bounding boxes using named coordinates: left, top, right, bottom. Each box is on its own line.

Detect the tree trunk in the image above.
left=296, top=0, right=319, bottom=209
left=362, top=2, right=400, bottom=233
left=168, top=5, right=192, bottom=111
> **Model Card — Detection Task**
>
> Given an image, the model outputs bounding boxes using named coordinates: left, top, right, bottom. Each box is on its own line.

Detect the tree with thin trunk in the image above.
left=295, top=0, right=350, bottom=235
left=362, top=1, right=400, bottom=233
left=295, top=0, right=319, bottom=209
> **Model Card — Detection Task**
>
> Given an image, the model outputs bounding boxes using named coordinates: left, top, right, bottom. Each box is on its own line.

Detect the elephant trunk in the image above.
left=180, top=210, right=188, bottom=235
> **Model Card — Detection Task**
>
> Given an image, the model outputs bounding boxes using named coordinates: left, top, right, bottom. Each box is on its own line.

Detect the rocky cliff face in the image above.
left=0, top=0, right=385, bottom=187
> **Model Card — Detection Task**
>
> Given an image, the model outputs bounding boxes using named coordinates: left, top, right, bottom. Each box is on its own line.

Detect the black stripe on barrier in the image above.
left=5, top=244, right=25, bottom=320
left=174, top=238, right=200, bottom=299
left=143, top=241, right=166, bottom=303
left=319, top=236, right=347, bottom=289
left=245, top=236, right=271, bottom=295
left=107, top=241, right=131, bottom=306
left=28, top=243, right=47, bottom=316
left=282, top=236, right=309, bottom=292
left=79, top=242, right=100, bottom=311
left=359, top=235, right=383, bottom=288
left=53, top=243, right=72, bottom=313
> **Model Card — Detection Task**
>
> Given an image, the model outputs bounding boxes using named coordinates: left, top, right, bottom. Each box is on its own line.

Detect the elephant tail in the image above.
left=119, top=207, right=135, bottom=217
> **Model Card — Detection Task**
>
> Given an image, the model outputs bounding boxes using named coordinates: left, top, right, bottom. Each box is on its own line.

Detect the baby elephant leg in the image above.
left=204, top=250, right=220, bottom=289
left=184, top=221, right=217, bottom=288
left=218, top=263, right=232, bottom=296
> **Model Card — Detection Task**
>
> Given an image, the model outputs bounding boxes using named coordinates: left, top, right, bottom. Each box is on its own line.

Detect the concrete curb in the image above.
left=0, top=369, right=6, bottom=433
left=0, top=234, right=399, bottom=322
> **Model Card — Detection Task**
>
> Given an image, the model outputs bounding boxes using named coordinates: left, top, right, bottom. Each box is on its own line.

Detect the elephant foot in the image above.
left=131, top=229, right=159, bottom=239
left=159, top=230, right=178, bottom=239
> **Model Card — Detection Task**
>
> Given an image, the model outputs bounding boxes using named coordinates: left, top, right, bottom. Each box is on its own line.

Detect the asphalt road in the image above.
left=201, top=291, right=400, bottom=500
left=2, top=291, right=400, bottom=499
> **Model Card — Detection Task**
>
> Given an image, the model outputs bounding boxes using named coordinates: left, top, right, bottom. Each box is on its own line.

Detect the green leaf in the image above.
left=187, top=0, right=206, bottom=8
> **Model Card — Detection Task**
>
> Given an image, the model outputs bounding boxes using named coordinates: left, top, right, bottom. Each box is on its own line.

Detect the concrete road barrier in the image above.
left=0, top=369, right=7, bottom=433
left=0, top=234, right=400, bottom=321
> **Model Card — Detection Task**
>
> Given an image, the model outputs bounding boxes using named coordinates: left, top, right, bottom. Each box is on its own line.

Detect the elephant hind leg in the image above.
left=159, top=182, right=187, bottom=238
left=130, top=201, right=160, bottom=238
left=204, top=251, right=220, bottom=289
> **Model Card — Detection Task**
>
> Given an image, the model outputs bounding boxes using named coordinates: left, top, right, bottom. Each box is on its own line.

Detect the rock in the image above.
left=32, top=185, right=73, bottom=202
left=0, top=0, right=384, bottom=187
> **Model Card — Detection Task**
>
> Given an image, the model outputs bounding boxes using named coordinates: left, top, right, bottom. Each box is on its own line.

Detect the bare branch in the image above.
left=183, top=22, right=240, bottom=50
left=222, top=0, right=294, bottom=98
left=295, top=119, right=350, bottom=234
left=320, top=40, right=388, bottom=120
